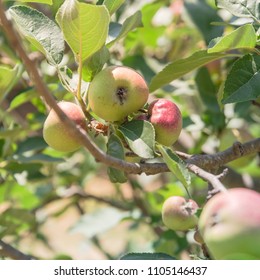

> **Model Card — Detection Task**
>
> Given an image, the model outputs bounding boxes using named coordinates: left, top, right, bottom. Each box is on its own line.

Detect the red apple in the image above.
left=162, top=196, right=199, bottom=231
left=199, top=188, right=260, bottom=259
left=148, top=99, right=182, bottom=146
left=43, top=101, right=86, bottom=152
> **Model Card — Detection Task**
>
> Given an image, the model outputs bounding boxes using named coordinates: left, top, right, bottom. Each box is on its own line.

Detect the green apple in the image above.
left=162, top=196, right=199, bottom=231
left=219, top=128, right=255, bottom=168
left=148, top=99, right=182, bottom=146
left=88, top=66, right=149, bottom=122
left=199, top=188, right=260, bottom=260
left=43, top=101, right=86, bottom=152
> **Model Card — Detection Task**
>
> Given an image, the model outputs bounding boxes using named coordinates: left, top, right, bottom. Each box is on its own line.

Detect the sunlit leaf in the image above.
left=222, top=54, right=260, bottom=104
left=118, top=120, right=155, bottom=159
left=9, top=5, right=64, bottom=65
left=56, top=0, right=110, bottom=61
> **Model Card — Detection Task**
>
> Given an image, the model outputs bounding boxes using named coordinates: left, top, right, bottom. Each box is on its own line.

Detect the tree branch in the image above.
left=0, top=240, right=35, bottom=260
left=0, top=3, right=259, bottom=189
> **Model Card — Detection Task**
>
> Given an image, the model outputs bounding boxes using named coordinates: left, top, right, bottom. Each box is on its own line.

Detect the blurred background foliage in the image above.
left=0, top=0, right=259, bottom=260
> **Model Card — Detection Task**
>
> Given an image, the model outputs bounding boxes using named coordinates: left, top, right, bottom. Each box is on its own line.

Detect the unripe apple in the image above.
left=199, top=188, right=260, bottom=260
left=43, top=101, right=86, bottom=152
left=219, top=128, right=255, bottom=168
left=162, top=196, right=199, bottom=231
left=88, top=66, right=149, bottom=122
left=148, top=99, right=182, bottom=146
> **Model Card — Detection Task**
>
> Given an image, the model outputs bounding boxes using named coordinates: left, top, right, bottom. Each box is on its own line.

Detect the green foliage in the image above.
left=118, top=120, right=155, bottom=159
left=56, top=0, right=110, bottom=61
left=0, top=0, right=259, bottom=260
left=9, top=5, right=64, bottom=65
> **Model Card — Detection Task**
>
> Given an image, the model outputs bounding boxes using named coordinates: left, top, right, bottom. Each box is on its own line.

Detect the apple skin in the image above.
left=148, top=99, right=182, bottom=146
left=43, top=101, right=86, bottom=152
left=88, top=66, right=149, bottom=122
left=162, top=196, right=199, bottom=231
left=219, top=129, right=255, bottom=168
left=198, top=188, right=260, bottom=260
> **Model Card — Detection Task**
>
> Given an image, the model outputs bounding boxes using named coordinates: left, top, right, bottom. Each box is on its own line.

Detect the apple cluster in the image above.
left=161, top=188, right=260, bottom=260
left=43, top=66, right=183, bottom=152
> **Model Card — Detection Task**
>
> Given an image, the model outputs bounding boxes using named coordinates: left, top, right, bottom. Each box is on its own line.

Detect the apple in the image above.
left=198, top=188, right=260, bottom=260
left=219, top=128, right=255, bottom=168
left=162, top=196, right=199, bottom=231
left=43, top=101, right=86, bottom=152
left=148, top=99, right=182, bottom=146
left=87, top=66, right=149, bottom=122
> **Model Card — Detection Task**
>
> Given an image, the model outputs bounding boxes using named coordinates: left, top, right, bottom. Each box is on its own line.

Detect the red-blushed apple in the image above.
left=43, top=101, right=86, bottom=152
left=148, top=99, right=182, bottom=146
left=162, top=196, right=199, bottom=231
left=198, top=188, right=260, bottom=260
left=87, top=66, right=149, bottom=122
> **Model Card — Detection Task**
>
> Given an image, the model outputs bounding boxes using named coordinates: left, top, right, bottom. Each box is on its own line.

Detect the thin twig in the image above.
left=0, top=240, right=35, bottom=260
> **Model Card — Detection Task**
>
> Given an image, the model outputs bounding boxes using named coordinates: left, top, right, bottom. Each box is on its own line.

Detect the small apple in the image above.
left=43, top=101, right=86, bottom=152
left=162, top=196, right=199, bottom=231
left=88, top=66, right=149, bottom=122
left=219, top=128, right=255, bottom=168
left=199, top=188, right=260, bottom=260
left=148, top=99, right=182, bottom=146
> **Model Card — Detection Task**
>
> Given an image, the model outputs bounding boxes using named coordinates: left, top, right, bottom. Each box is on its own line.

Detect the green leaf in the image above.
left=8, top=84, right=58, bottom=112
left=16, top=136, right=48, bottom=154
left=208, top=24, right=257, bottom=53
left=70, top=207, right=128, bottom=238
left=103, top=0, right=125, bottom=15
left=12, top=154, right=64, bottom=163
left=216, top=0, right=260, bottom=21
left=82, top=46, right=110, bottom=82
left=222, top=54, right=260, bottom=104
left=56, top=0, right=110, bottom=61
left=118, top=120, right=155, bottom=159
left=0, top=64, right=23, bottom=102
left=184, top=0, right=224, bottom=44
left=120, top=252, right=176, bottom=260
left=9, top=0, right=53, bottom=4
left=106, top=11, right=143, bottom=47
left=149, top=50, right=231, bottom=92
left=195, top=67, right=220, bottom=113
left=58, top=66, right=89, bottom=94
left=9, top=5, right=64, bottom=65
left=158, top=145, right=190, bottom=189
left=107, top=134, right=127, bottom=183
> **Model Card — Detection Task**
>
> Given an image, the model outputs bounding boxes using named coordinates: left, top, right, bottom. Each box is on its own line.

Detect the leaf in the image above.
left=195, top=67, right=220, bottom=113
left=184, top=0, right=224, bottom=44
left=58, top=66, right=89, bottom=94
left=56, top=0, right=110, bottom=61
left=8, top=84, right=58, bottom=112
left=106, top=11, right=143, bottom=47
left=118, top=120, right=155, bottom=159
left=104, top=0, right=125, bottom=15
left=70, top=207, right=128, bottom=238
left=149, top=50, right=231, bottom=92
left=10, top=0, right=53, bottom=4
left=107, top=134, right=127, bottom=183
left=12, top=154, right=64, bottom=163
left=9, top=5, right=64, bottom=65
left=208, top=24, right=257, bottom=53
left=158, top=145, right=190, bottom=189
left=0, top=64, right=23, bottom=102
left=120, top=252, right=176, bottom=260
left=82, top=46, right=110, bottom=82
left=216, top=0, right=260, bottom=21
left=16, top=136, right=48, bottom=154
left=222, top=54, right=260, bottom=104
